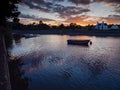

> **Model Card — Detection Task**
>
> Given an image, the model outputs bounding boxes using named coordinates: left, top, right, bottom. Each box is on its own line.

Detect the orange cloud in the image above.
left=64, top=15, right=120, bottom=26
left=65, top=16, right=97, bottom=26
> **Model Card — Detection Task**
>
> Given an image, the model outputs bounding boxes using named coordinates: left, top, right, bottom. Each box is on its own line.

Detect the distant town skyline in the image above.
left=18, top=0, right=120, bottom=26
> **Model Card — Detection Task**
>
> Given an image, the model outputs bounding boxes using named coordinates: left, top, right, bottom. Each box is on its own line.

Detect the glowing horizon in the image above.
left=18, top=0, right=120, bottom=26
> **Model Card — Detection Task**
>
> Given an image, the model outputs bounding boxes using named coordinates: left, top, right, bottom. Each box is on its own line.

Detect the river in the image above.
left=9, top=35, right=120, bottom=90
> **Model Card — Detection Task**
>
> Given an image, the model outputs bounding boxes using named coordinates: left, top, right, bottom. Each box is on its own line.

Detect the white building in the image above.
left=95, top=21, right=108, bottom=30
left=110, top=25, right=119, bottom=30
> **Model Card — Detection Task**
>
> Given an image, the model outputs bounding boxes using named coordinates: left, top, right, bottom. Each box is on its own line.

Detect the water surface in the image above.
left=10, top=35, right=120, bottom=90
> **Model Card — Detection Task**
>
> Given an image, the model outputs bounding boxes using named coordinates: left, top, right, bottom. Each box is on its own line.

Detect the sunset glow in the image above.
left=19, top=0, right=120, bottom=26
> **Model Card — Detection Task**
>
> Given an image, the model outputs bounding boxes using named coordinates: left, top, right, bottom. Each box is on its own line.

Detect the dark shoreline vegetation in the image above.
left=12, top=21, right=120, bottom=31
left=11, top=21, right=120, bottom=37
left=13, top=29, right=120, bottom=37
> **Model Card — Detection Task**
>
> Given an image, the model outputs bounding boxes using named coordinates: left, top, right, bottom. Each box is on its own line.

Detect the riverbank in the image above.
left=13, top=29, right=120, bottom=37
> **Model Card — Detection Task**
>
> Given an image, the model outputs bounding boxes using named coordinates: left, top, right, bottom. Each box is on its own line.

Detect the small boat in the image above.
left=67, top=39, right=92, bottom=46
left=24, top=34, right=37, bottom=39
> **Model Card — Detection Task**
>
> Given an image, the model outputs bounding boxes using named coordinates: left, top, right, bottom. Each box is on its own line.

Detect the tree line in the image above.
left=12, top=20, right=120, bottom=31
left=12, top=20, right=95, bottom=31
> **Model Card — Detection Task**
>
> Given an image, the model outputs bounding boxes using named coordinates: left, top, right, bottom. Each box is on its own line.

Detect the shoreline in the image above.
left=13, top=30, right=120, bottom=37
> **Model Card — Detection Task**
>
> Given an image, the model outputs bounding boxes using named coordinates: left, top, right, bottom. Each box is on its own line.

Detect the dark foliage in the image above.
left=0, top=0, right=20, bottom=48
left=0, top=0, right=20, bottom=26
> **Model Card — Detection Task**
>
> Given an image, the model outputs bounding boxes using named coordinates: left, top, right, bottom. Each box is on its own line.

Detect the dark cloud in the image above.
left=68, top=0, right=91, bottom=5
left=21, top=0, right=90, bottom=19
left=90, top=14, right=120, bottom=24
left=20, top=14, right=55, bottom=21
left=85, top=14, right=120, bottom=22
left=114, top=8, right=120, bottom=13
left=110, top=3, right=120, bottom=13
left=104, top=15, right=120, bottom=20
left=94, top=0, right=120, bottom=13
left=54, top=5, right=90, bottom=18
left=68, top=0, right=120, bottom=5
left=113, top=4, right=120, bottom=13
left=20, top=0, right=120, bottom=14
left=19, top=0, right=120, bottom=25
left=94, top=0, right=120, bottom=3
left=20, top=14, right=35, bottom=19
left=21, top=0, right=53, bottom=12
left=53, top=0, right=64, bottom=2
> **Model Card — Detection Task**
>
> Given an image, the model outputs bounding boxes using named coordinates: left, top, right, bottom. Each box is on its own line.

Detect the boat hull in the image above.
left=67, top=39, right=92, bottom=46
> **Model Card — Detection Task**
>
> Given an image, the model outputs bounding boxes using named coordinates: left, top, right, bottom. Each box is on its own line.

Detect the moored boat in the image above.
left=67, top=39, right=92, bottom=46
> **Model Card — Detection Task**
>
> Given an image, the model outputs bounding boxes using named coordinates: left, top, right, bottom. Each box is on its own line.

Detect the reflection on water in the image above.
left=9, top=58, right=29, bottom=90
left=9, top=35, right=120, bottom=90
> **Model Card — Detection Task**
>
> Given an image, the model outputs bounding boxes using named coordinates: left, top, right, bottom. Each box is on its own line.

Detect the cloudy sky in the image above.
left=18, top=0, right=120, bottom=26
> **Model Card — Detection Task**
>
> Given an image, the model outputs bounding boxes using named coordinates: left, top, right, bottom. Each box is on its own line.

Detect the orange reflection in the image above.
left=68, top=35, right=94, bottom=40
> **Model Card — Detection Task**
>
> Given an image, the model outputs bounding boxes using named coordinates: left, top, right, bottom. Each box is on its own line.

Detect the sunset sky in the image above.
left=18, top=0, right=120, bottom=26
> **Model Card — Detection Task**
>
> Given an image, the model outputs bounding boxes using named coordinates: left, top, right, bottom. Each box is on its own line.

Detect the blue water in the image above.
left=10, top=35, right=120, bottom=90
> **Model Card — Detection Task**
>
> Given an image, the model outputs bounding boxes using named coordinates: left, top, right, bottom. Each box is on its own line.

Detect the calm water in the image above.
left=10, top=35, right=120, bottom=90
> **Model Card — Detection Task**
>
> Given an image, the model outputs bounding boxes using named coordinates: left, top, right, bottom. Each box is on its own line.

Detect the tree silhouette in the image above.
left=0, top=0, right=20, bottom=48
left=58, top=24, right=65, bottom=30
left=0, top=0, right=20, bottom=27
left=39, top=20, right=43, bottom=25
left=37, top=21, right=50, bottom=30
left=69, top=23, right=77, bottom=30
